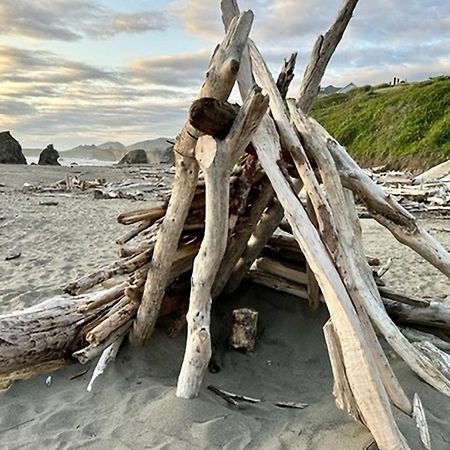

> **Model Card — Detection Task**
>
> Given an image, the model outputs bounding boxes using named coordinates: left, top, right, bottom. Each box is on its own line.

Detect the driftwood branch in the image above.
left=131, top=10, right=254, bottom=345
left=177, top=87, right=268, bottom=399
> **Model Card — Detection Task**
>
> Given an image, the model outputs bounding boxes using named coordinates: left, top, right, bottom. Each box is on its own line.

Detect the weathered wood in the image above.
left=117, top=205, right=166, bottom=225
left=412, top=393, right=432, bottom=450
left=401, top=328, right=450, bottom=352
left=189, top=97, right=240, bottom=140
left=248, top=261, right=450, bottom=332
left=290, top=104, right=450, bottom=398
left=296, top=0, right=360, bottom=111
left=322, top=134, right=450, bottom=277
left=87, top=336, right=124, bottom=392
left=230, top=308, right=258, bottom=352
left=176, top=87, right=269, bottom=399
left=323, top=320, right=362, bottom=423
left=245, top=52, right=407, bottom=447
left=219, top=0, right=353, bottom=295
left=131, top=10, right=254, bottom=346
left=212, top=48, right=297, bottom=298
left=384, top=299, right=450, bottom=331
left=306, top=197, right=321, bottom=309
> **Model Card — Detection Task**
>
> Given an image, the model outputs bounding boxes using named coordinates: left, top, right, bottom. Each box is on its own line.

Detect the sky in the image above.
left=0, top=0, right=449, bottom=149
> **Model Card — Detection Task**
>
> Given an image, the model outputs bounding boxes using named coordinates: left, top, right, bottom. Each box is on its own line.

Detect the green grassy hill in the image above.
left=311, top=76, right=450, bottom=169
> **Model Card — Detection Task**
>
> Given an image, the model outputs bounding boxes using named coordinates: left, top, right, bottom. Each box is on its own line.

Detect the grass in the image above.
left=310, top=76, right=450, bottom=169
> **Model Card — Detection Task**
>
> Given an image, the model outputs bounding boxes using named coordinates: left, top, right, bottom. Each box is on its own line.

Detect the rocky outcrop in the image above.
left=38, top=144, right=60, bottom=166
left=0, top=131, right=27, bottom=164
left=118, top=149, right=148, bottom=165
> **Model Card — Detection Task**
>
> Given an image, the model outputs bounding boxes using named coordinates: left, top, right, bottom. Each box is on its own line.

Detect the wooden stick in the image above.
left=213, top=52, right=297, bottom=297
left=117, top=205, right=166, bottom=225
left=245, top=67, right=407, bottom=450
left=412, top=394, right=432, bottom=450
left=296, top=0, right=360, bottom=111
left=400, top=328, right=450, bottom=352
left=131, top=10, right=254, bottom=346
left=86, top=336, right=124, bottom=392
left=176, top=87, right=269, bottom=399
left=323, top=320, right=362, bottom=423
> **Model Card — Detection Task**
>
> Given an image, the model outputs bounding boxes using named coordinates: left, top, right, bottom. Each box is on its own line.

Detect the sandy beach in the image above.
left=1, top=164, right=449, bottom=450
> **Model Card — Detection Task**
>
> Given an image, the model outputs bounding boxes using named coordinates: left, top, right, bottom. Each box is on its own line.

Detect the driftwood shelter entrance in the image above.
left=1, top=1, right=450, bottom=449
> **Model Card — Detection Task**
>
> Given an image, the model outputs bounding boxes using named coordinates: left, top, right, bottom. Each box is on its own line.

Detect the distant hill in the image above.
left=319, top=83, right=357, bottom=96
left=127, top=138, right=171, bottom=152
left=311, top=76, right=450, bottom=169
left=23, top=137, right=173, bottom=163
left=23, top=137, right=174, bottom=164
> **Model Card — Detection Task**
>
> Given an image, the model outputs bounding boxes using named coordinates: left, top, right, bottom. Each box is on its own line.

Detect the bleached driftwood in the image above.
left=323, top=320, right=362, bottom=423
left=87, top=336, right=124, bottom=392
left=132, top=10, right=255, bottom=345
left=247, top=50, right=407, bottom=449
left=177, top=87, right=269, bottom=399
left=412, top=393, right=432, bottom=450
left=289, top=104, right=450, bottom=400
left=218, top=0, right=359, bottom=295
left=211, top=50, right=297, bottom=298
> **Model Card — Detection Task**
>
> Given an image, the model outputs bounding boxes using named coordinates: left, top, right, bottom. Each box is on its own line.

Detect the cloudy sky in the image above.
left=1, top=0, right=449, bottom=149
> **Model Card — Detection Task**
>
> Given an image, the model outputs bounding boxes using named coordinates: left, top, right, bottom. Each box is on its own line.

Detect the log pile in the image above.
left=361, top=168, right=450, bottom=217
left=1, top=1, right=450, bottom=448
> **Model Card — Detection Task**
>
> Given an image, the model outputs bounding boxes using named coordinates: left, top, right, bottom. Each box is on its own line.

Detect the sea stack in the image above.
left=38, top=144, right=61, bottom=166
left=118, top=149, right=148, bottom=165
left=0, top=131, right=27, bottom=164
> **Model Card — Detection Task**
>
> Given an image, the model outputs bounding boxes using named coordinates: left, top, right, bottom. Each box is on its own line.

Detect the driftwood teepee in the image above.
left=1, top=1, right=450, bottom=448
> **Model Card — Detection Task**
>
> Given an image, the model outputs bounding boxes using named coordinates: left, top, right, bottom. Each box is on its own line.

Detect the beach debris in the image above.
left=229, top=308, right=258, bottom=352
left=93, top=189, right=144, bottom=201
left=5, top=250, right=21, bottom=261
left=1, top=1, right=450, bottom=448
left=69, top=370, right=88, bottom=381
left=412, top=394, right=432, bottom=450
left=39, top=201, right=59, bottom=206
left=87, top=336, right=124, bottom=392
left=208, top=385, right=261, bottom=407
left=274, top=401, right=308, bottom=410
left=377, top=258, right=393, bottom=278
left=45, top=375, right=52, bottom=387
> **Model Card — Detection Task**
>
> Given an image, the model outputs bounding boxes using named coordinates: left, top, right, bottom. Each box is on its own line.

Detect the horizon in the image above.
left=1, top=0, right=449, bottom=149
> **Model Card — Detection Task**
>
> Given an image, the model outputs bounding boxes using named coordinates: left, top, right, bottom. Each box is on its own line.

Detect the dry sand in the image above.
left=0, top=164, right=449, bottom=450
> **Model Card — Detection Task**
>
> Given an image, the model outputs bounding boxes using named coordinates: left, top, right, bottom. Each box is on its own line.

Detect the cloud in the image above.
left=0, top=45, right=194, bottom=148
left=0, top=1, right=171, bottom=41
left=130, top=50, right=211, bottom=88
left=170, top=0, right=450, bottom=88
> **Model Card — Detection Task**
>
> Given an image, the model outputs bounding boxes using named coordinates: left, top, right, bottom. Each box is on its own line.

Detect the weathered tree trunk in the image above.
left=131, top=10, right=254, bottom=345
left=176, top=87, right=269, bottom=399
left=248, top=39, right=409, bottom=449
